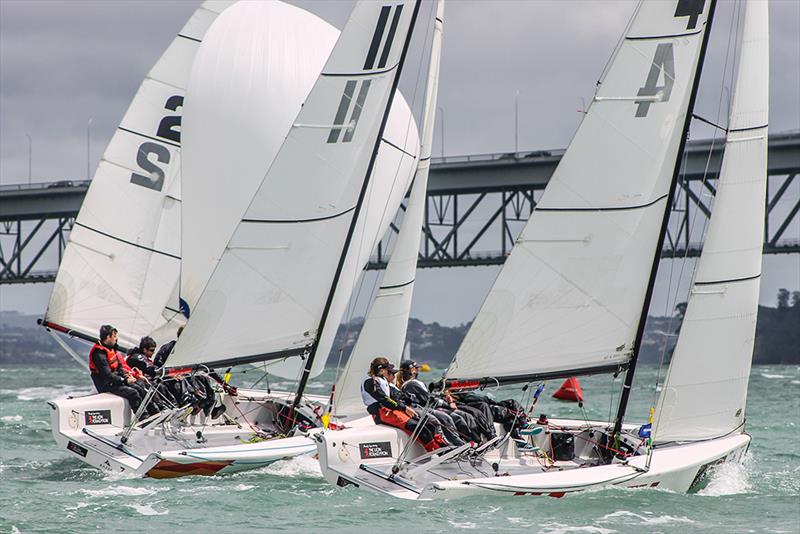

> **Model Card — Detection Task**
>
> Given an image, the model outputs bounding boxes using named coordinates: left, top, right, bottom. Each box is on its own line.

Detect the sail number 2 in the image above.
left=130, top=95, right=183, bottom=192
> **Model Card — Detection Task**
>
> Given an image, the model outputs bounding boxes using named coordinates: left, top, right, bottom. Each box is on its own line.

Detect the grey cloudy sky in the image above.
left=1, top=0, right=798, bottom=325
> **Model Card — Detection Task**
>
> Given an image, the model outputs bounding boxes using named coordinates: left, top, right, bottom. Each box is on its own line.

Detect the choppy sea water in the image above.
left=1, top=364, right=798, bottom=533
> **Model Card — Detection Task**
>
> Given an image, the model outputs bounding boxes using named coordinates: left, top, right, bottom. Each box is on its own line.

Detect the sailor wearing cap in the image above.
left=361, top=357, right=445, bottom=452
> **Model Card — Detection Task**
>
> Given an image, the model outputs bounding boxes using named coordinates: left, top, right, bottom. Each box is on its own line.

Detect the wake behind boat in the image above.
left=316, top=0, right=767, bottom=499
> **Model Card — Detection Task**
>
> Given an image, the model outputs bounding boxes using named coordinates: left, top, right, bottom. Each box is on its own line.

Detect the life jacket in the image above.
left=89, top=342, right=123, bottom=375
left=360, top=375, right=390, bottom=408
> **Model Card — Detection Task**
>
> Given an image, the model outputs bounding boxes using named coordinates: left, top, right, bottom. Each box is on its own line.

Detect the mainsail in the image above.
left=446, top=0, right=715, bottom=384
left=653, top=0, right=769, bottom=443
left=334, top=0, right=445, bottom=418
left=167, top=1, right=422, bottom=371
left=43, top=1, right=232, bottom=348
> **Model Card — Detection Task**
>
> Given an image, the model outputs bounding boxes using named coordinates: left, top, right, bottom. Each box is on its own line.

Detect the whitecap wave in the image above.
left=538, top=523, right=615, bottom=534
left=446, top=520, right=477, bottom=529
left=1, top=415, right=23, bottom=422
left=760, top=373, right=788, bottom=379
left=261, top=453, right=322, bottom=478
left=178, top=483, right=255, bottom=493
left=698, top=454, right=752, bottom=496
left=80, top=485, right=160, bottom=498
left=128, top=503, right=169, bottom=516
left=599, top=510, right=694, bottom=525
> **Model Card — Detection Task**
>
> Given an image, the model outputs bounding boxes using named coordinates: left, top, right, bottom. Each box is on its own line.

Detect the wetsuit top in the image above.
left=402, top=378, right=446, bottom=409
left=361, top=375, right=405, bottom=416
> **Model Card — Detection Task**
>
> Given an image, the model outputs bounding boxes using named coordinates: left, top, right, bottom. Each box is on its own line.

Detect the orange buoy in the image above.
left=552, top=377, right=584, bottom=402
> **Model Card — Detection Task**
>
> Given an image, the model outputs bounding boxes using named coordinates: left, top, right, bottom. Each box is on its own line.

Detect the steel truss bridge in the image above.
left=1, top=132, right=798, bottom=284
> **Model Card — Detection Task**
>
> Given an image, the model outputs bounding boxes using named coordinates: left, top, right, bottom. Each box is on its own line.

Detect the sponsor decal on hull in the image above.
left=67, top=441, right=88, bottom=457
left=84, top=410, right=112, bottom=425
left=359, top=441, right=392, bottom=459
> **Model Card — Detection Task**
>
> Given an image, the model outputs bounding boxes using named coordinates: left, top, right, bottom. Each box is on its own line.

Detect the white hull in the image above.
left=314, top=418, right=750, bottom=500
left=49, top=388, right=323, bottom=478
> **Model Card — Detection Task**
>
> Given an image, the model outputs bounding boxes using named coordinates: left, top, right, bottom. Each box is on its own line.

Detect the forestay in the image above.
left=44, top=1, right=232, bottom=348
left=447, top=0, right=714, bottom=382
left=653, top=0, right=769, bottom=443
left=334, top=0, right=444, bottom=418
left=168, top=1, right=420, bottom=370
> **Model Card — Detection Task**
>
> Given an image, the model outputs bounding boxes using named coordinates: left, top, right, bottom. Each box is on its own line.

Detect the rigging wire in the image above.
left=595, top=0, right=643, bottom=88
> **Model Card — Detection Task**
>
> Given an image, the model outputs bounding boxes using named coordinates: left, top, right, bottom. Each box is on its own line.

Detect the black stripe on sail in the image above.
left=625, top=29, right=703, bottom=41
left=343, top=80, right=371, bottom=142
left=535, top=194, right=668, bottom=212
left=74, top=222, right=181, bottom=260
left=328, top=81, right=357, bottom=144
left=242, top=206, right=355, bottom=224
left=379, top=279, right=414, bottom=290
left=118, top=126, right=180, bottom=148
left=177, top=34, right=202, bottom=43
left=729, top=123, right=768, bottom=133
left=378, top=5, right=403, bottom=69
left=694, top=273, right=761, bottom=286
left=323, top=65, right=398, bottom=78
left=381, top=137, right=418, bottom=158
left=364, top=6, right=391, bottom=70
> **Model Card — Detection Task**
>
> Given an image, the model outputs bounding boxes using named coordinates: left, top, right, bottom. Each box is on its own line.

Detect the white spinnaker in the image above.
left=178, top=2, right=419, bottom=379
left=334, top=0, right=444, bottom=417
left=179, top=1, right=337, bottom=314
left=447, top=1, right=713, bottom=381
left=44, top=1, right=232, bottom=349
left=653, top=0, right=768, bottom=443
left=168, top=1, right=420, bottom=369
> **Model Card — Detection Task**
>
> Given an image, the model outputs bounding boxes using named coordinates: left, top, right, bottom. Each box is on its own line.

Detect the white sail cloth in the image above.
left=44, top=1, right=232, bottom=348
left=168, top=0, right=420, bottom=370
left=653, top=0, right=769, bottom=443
left=335, top=1, right=444, bottom=418
left=447, top=1, right=713, bottom=381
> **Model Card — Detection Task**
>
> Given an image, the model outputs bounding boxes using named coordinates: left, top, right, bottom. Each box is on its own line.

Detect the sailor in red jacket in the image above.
left=89, top=325, right=143, bottom=413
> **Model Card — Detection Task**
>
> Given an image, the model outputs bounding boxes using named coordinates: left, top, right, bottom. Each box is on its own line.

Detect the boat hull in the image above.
left=49, top=389, right=322, bottom=478
left=314, top=418, right=750, bottom=500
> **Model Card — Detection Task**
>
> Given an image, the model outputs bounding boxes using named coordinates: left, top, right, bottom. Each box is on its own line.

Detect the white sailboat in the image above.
left=45, top=0, right=425, bottom=478
left=316, top=0, right=768, bottom=499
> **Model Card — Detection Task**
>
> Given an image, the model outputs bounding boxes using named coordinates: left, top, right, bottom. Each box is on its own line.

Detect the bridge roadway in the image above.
left=2, top=132, right=798, bottom=222
left=0, top=132, right=798, bottom=283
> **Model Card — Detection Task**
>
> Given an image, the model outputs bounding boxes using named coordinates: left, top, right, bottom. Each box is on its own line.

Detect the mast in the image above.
left=292, top=0, right=423, bottom=407
left=612, top=0, right=718, bottom=437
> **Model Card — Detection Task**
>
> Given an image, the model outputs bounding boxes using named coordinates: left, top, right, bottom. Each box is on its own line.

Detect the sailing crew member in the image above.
left=127, top=336, right=159, bottom=378
left=89, top=325, right=143, bottom=413
left=361, top=357, right=446, bottom=452
left=395, top=361, right=467, bottom=446
left=127, top=336, right=177, bottom=407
